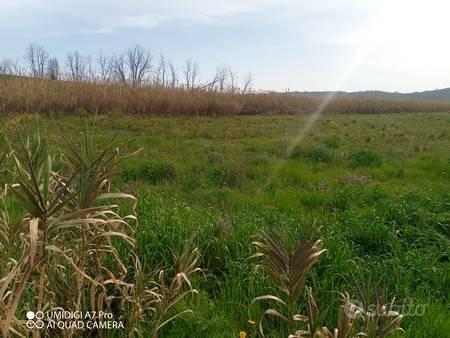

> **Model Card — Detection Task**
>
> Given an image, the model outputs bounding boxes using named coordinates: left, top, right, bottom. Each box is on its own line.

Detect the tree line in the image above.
left=0, top=43, right=254, bottom=93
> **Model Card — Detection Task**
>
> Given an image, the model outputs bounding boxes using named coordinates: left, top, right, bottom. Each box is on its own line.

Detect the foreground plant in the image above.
left=0, top=132, right=136, bottom=335
left=290, top=289, right=403, bottom=338
left=249, top=229, right=403, bottom=338
left=249, top=228, right=326, bottom=336
left=120, top=247, right=201, bottom=338
left=0, top=131, right=200, bottom=337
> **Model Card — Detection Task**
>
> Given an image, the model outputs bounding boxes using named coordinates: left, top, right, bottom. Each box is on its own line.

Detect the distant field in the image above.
left=1, top=112, right=449, bottom=337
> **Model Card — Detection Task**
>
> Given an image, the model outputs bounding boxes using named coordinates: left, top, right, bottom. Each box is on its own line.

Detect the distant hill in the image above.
left=289, top=88, right=450, bottom=102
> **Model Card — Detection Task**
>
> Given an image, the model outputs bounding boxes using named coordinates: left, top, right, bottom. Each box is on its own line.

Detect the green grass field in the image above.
left=1, top=112, right=449, bottom=337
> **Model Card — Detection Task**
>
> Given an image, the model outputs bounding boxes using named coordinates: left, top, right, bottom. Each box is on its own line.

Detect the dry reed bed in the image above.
left=1, top=77, right=450, bottom=116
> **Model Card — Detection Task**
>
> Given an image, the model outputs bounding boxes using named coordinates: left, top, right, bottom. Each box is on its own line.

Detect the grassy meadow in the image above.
left=0, top=112, right=449, bottom=337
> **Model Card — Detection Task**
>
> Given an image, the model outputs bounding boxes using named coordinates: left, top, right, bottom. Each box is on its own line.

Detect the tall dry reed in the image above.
left=1, top=77, right=449, bottom=116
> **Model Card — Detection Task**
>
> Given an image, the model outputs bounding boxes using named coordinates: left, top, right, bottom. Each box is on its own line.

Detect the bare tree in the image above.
left=215, top=65, right=228, bottom=92
left=111, top=54, right=127, bottom=84
left=66, top=51, right=88, bottom=81
left=0, top=58, right=19, bottom=75
left=86, top=55, right=95, bottom=81
left=11, top=59, right=25, bottom=76
left=0, top=59, right=11, bottom=75
left=125, top=45, right=152, bottom=86
left=192, top=61, right=199, bottom=88
left=241, top=72, right=254, bottom=94
left=183, top=58, right=198, bottom=89
left=227, top=66, right=238, bottom=92
left=169, top=62, right=178, bottom=88
left=183, top=59, right=191, bottom=89
left=98, top=52, right=113, bottom=82
left=155, top=53, right=168, bottom=86
left=47, top=57, right=60, bottom=80
left=11, top=44, right=249, bottom=93
left=25, top=43, right=49, bottom=78
left=201, top=65, right=223, bottom=91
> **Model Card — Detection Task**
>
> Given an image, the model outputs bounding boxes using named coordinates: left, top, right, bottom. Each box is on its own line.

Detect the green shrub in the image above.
left=206, top=163, right=243, bottom=188
left=122, top=157, right=176, bottom=184
left=290, top=144, right=334, bottom=164
left=348, top=222, right=393, bottom=256
left=322, top=136, right=341, bottom=149
left=121, top=161, right=140, bottom=181
left=204, top=153, right=245, bottom=188
left=340, top=211, right=397, bottom=256
left=349, top=148, right=382, bottom=167
left=144, top=158, right=176, bottom=183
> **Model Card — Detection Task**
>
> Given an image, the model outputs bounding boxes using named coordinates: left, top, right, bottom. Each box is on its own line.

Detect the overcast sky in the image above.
left=1, top=0, right=450, bottom=92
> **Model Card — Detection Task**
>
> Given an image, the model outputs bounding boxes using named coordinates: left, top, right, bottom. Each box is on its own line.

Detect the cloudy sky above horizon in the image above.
left=1, top=0, right=450, bottom=92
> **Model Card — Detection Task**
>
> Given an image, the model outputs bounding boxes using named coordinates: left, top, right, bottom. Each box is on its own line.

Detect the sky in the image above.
left=1, top=0, right=450, bottom=92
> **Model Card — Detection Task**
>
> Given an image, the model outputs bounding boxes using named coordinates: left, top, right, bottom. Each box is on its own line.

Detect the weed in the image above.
left=122, top=157, right=176, bottom=184
left=349, top=148, right=382, bottom=167
left=290, top=145, right=334, bottom=164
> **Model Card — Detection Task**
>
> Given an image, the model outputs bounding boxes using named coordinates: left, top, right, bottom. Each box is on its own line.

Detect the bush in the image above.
left=290, top=144, right=334, bottom=164
left=349, top=223, right=394, bottom=256
left=343, top=212, right=397, bottom=256
left=322, top=136, right=341, bottom=149
left=204, top=153, right=245, bottom=188
left=206, top=163, right=243, bottom=188
left=122, top=158, right=176, bottom=184
left=349, top=148, right=382, bottom=167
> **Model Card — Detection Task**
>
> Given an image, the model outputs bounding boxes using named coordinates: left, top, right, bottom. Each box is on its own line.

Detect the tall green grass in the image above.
left=0, top=112, right=449, bottom=336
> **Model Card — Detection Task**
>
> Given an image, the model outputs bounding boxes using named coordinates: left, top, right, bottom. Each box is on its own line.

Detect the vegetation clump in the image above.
left=349, top=148, right=382, bottom=167
left=122, top=157, right=177, bottom=184
left=0, top=132, right=198, bottom=337
left=290, top=145, right=334, bottom=164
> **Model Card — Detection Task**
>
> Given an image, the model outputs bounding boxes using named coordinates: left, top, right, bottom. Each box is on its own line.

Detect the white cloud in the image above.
left=0, top=0, right=369, bottom=31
